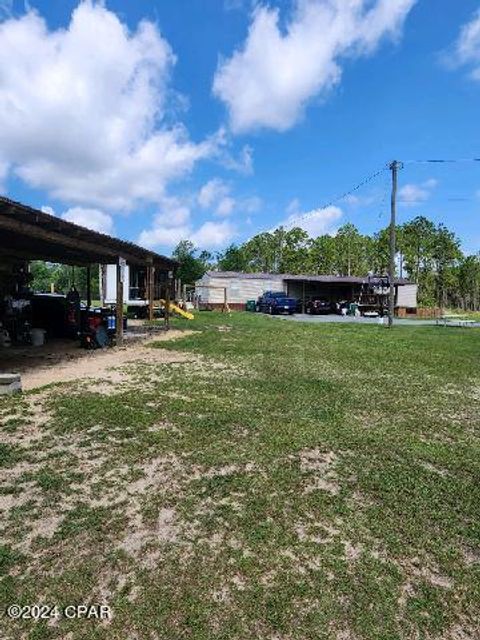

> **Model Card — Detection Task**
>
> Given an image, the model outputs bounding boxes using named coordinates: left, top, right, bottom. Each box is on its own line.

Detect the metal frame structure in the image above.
left=0, top=197, right=177, bottom=345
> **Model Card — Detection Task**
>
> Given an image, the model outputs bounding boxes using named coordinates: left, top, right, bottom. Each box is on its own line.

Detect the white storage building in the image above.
left=195, top=271, right=418, bottom=313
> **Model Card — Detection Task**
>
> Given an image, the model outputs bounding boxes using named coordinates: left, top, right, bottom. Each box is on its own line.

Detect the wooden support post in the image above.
left=86, top=265, right=92, bottom=308
left=302, top=281, right=306, bottom=314
left=223, top=287, right=227, bottom=313
left=116, top=259, right=124, bottom=346
left=147, top=265, right=154, bottom=321
left=145, top=266, right=150, bottom=308
left=100, top=265, right=106, bottom=306
left=165, top=271, right=172, bottom=330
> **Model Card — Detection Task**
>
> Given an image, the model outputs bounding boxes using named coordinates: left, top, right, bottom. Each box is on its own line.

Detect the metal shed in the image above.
left=195, top=271, right=417, bottom=313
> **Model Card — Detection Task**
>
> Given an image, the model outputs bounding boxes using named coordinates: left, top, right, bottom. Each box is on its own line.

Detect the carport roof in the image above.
left=0, top=196, right=177, bottom=268
left=203, top=271, right=412, bottom=285
left=282, top=274, right=413, bottom=285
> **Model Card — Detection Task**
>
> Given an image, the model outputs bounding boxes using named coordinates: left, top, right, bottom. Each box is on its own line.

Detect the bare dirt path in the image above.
left=2, top=329, right=196, bottom=391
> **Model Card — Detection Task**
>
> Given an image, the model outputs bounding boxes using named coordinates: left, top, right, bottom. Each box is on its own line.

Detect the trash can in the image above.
left=31, top=328, right=47, bottom=346
left=246, top=300, right=257, bottom=312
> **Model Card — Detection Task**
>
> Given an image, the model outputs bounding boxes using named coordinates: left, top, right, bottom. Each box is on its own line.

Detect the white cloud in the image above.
left=224, top=0, right=247, bottom=10
left=398, top=178, right=437, bottom=205
left=149, top=196, right=192, bottom=229
left=198, top=178, right=238, bottom=217
left=451, top=9, right=480, bottom=80
left=213, top=0, right=416, bottom=133
left=221, top=144, right=254, bottom=174
left=139, top=177, right=259, bottom=249
left=343, top=194, right=360, bottom=205
left=280, top=205, right=343, bottom=237
left=286, top=198, right=301, bottom=216
left=242, top=195, right=262, bottom=213
left=138, top=195, right=237, bottom=250
left=0, top=158, right=9, bottom=193
left=0, top=1, right=218, bottom=209
left=138, top=225, right=191, bottom=249
left=62, top=207, right=114, bottom=235
left=40, top=205, right=55, bottom=215
left=139, top=223, right=192, bottom=248
left=216, top=196, right=236, bottom=217
left=192, top=220, right=236, bottom=248
left=140, top=217, right=236, bottom=250
left=198, top=178, right=230, bottom=209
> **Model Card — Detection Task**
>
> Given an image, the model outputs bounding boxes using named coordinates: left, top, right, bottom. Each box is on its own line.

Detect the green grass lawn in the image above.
left=1, top=312, right=479, bottom=639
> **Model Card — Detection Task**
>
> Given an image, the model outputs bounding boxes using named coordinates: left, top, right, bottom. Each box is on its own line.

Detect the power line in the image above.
left=276, top=166, right=387, bottom=231
left=377, top=169, right=391, bottom=219
left=403, top=158, right=480, bottom=165
left=269, top=155, right=479, bottom=233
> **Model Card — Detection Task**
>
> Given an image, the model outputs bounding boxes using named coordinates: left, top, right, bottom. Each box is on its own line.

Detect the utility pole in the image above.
left=388, top=161, right=402, bottom=327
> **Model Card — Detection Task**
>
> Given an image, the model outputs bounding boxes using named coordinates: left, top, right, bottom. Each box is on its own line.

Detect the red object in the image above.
left=87, top=315, right=102, bottom=330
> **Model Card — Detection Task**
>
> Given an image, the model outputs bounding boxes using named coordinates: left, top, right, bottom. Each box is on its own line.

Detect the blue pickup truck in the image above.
left=257, top=291, right=297, bottom=315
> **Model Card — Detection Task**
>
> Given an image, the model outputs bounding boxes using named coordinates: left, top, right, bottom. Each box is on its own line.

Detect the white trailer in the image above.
left=102, top=264, right=145, bottom=307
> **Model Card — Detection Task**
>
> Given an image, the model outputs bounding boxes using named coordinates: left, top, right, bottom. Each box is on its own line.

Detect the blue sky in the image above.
left=0, top=0, right=479, bottom=256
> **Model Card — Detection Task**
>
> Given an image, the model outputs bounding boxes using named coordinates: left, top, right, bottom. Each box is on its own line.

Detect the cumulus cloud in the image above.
left=450, top=8, right=480, bottom=80
left=0, top=159, right=8, bottom=193
left=285, top=198, right=301, bottom=216
left=61, top=207, right=114, bottom=234
left=197, top=178, right=238, bottom=217
left=280, top=204, right=343, bottom=237
left=215, top=196, right=236, bottom=217
left=224, top=0, right=248, bottom=10
left=138, top=195, right=237, bottom=250
left=398, top=178, right=437, bottom=205
left=198, top=178, right=230, bottom=209
left=221, top=144, right=254, bottom=174
left=0, top=1, right=218, bottom=209
left=191, top=220, right=236, bottom=248
left=343, top=192, right=378, bottom=206
left=213, top=0, right=416, bottom=133
left=242, top=195, right=262, bottom=213
left=197, top=177, right=262, bottom=219
left=139, top=217, right=236, bottom=250
left=139, top=223, right=192, bottom=248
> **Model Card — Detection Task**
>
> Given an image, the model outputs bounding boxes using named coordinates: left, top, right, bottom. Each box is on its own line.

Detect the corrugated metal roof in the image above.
left=203, top=271, right=413, bottom=285
left=202, top=271, right=282, bottom=281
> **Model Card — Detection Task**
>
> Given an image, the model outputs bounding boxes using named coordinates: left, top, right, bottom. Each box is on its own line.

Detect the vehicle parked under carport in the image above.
left=257, top=291, right=297, bottom=315
left=305, top=298, right=334, bottom=315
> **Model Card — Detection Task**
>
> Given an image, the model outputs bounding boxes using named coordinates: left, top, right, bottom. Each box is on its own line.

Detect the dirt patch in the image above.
left=20, top=513, right=64, bottom=552
left=299, top=449, right=340, bottom=495
left=13, top=330, right=196, bottom=391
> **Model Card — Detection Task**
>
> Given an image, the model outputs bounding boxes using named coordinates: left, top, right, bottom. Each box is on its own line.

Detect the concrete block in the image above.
left=0, top=373, right=22, bottom=395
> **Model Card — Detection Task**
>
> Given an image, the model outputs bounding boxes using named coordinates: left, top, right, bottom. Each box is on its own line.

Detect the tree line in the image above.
left=30, top=262, right=99, bottom=300
left=173, top=216, right=480, bottom=310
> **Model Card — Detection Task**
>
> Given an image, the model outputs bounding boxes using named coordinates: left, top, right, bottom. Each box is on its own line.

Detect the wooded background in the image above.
left=29, top=215, right=480, bottom=310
